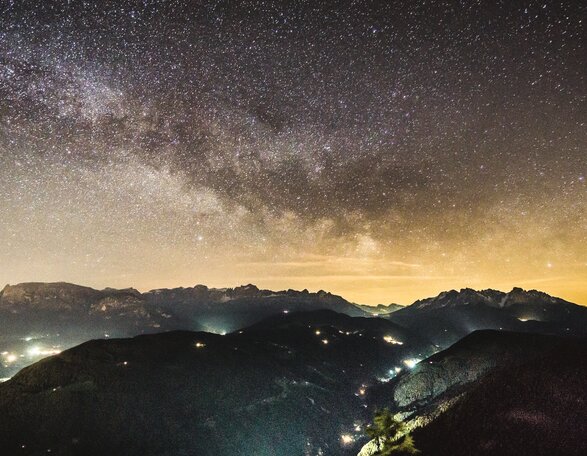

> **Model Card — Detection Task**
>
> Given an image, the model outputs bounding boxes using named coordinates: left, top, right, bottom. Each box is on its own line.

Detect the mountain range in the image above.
left=2, top=281, right=586, bottom=378
left=388, top=287, right=587, bottom=346
left=1, top=281, right=586, bottom=455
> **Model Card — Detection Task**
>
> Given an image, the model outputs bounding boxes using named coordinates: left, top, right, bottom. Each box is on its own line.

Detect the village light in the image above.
left=383, top=335, right=403, bottom=345
left=341, top=434, right=354, bottom=445
left=403, top=358, right=421, bottom=369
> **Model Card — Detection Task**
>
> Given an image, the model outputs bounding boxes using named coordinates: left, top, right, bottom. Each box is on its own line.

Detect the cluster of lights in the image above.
left=383, top=335, right=403, bottom=345
left=1, top=343, right=62, bottom=367
left=314, top=327, right=360, bottom=339
left=378, top=366, right=404, bottom=383
left=195, top=342, right=206, bottom=348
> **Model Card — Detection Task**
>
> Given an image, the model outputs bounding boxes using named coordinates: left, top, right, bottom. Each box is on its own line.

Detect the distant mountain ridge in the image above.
left=3, top=282, right=582, bottom=315
left=2, top=282, right=585, bottom=339
left=389, top=287, right=587, bottom=347
left=1, top=282, right=144, bottom=314
left=2, top=281, right=585, bottom=350
left=0, top=282, right=360, bottom=313
left=356, top=303, right=404, bottom=315
left=0, top=281, right=368, bottom=340
left=410, top=287, right=575, bottom=310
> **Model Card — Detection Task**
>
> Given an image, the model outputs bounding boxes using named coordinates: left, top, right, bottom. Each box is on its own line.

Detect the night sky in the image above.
left=0, top=0, right=585, bottom=304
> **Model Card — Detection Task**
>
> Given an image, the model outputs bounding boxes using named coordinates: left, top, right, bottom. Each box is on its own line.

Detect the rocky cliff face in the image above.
left=0, top=282, right=103, bottom=313
left=0, top=282, right=171, bottom=331
left=412, top=338, right=587, bottom=456
left=370, top=331, right=575, bottom=416
left=359, top=331, right=587, bottom=456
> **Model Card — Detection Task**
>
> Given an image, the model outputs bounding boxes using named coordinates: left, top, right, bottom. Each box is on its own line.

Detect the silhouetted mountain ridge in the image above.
left=0, top=310, right=437, bottom=456
left=389, top=287, right=587, bottom=346
left=409, top=287, right=575, bottom=310
left=412, top=335, right=587, bottom=456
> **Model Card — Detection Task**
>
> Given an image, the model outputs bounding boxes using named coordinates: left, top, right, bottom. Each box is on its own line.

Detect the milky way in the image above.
left=0, top=0, right=585, bottom=304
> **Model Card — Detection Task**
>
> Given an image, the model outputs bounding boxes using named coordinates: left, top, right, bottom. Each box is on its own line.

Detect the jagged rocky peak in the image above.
left=316, top=289, right=336, bottom=300
left=409, top=287, right=570, bottom=311
left=501, top=287, right=562, bottom=307
left=102, top=287, right=142, bottom=298
left=411, top=288, right=500, bottom=309
left=232, top=284, right=261, bottom=296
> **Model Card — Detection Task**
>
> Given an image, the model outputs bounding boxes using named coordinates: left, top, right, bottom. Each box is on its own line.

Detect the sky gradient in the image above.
left=0, top=0, right=585, bottom=305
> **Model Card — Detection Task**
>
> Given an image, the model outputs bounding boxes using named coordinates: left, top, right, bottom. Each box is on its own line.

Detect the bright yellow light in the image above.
left=27, top=346, right=61, bottom=357
left=195, top=342, right=206, bottom=348
left=321, top=339, right=329, bottom=345
left=383, top=335, right=403, bottom=345
left=403, top=358, right=421, bottom=369
left=5, top=354, right=17, bottom=363
left=315, top=330, right=321, bottom=335
left=341, top=434, right=354, bottom=445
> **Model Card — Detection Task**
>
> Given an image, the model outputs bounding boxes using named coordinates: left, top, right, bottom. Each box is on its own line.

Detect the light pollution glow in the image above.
left=0, top=1, right=585, bottom=306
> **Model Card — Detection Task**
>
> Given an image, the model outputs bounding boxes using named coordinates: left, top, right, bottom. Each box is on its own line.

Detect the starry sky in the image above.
left=0, top=0, right=585, bottom=305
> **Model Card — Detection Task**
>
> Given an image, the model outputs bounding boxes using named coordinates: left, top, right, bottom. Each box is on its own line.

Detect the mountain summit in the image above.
left=390, top=287, right=587, bottom=346
left=410, top=287, right=574, bottom=310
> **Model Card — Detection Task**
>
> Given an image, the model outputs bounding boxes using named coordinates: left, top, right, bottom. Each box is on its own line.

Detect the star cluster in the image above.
left=0, top=0, right=585, bottom=304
